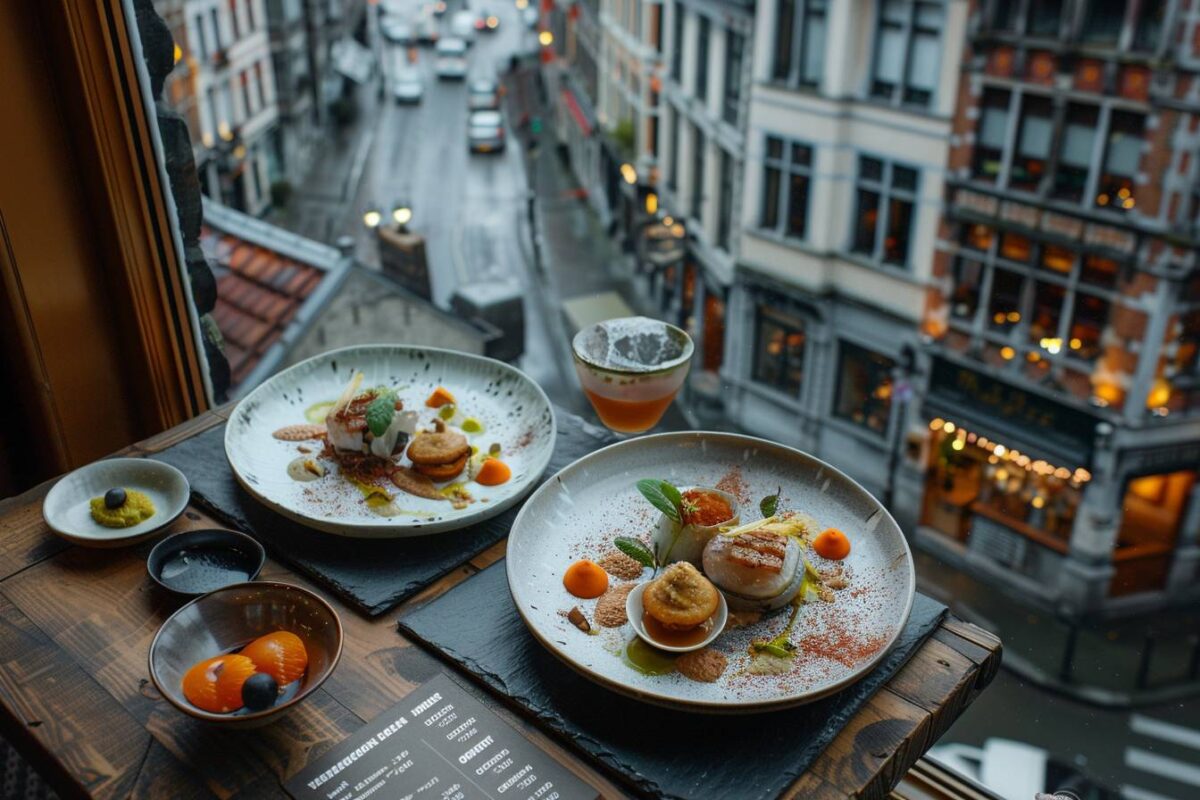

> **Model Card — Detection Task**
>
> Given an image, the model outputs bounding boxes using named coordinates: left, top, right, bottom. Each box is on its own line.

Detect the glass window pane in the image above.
left=834, top=342, right=895, bottom=434
left=774, top=0, right=795, bottom=80
left=786, top=172, right=810, bottom=238
left=893, top=165, right=918, bottom=192
left=1082, top=255, right=1119, bottom=289
left=965, top=223, right=994, bottom=252
left=904, top=31, right=939, bottom=104
left=883, top=197, right=913, bottom=266
left=975, top=89, right=1011, bottom=181
left=1028, top=0, right=1063, bottom=37
left=1011, top=96, right=1052, bottom=191
left=762, top=165, right=781, bottom=229
left=881, top=0, right=907, bottom=24
left=1039, top=244, right=1074, bottom=275
left=766, top=136, right=784, bottom=161
left=875, top=26, right=905, bottom=84
left=791, top=142, right=812, bottom=166
left=1069, top=292, right=1110, bottom=360
left=1053, top=104, right=1099, bottom=201
left=1098, top=111, right=1144, bottom=212
left=989, top=269, right=1025, bottom=330
left=1028, top=281, right=1066, bottom=345
left=1001, top=232, right=1032, bottom=263
left=860, top=156, right=884, bottom=182
left=951, top=257, right=984, bottom=319
left=914, top=2, right=943, bottom=29
left=1135, top=0, right=1166, bottom=51
left=853, top=188, right=881, bottom=255
left=1083, top=0, right=1125, bottom=45
left=802, top=12, right=827, bottom=85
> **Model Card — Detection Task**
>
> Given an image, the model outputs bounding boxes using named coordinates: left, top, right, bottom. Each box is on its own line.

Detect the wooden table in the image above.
left=0, top=409, right=1002, bottom=799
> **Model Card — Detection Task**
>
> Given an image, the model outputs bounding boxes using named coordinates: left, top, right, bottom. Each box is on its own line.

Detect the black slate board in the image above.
left=151, top=407, right=615, bottom=616
left=399, top=561, right=947, bottom=800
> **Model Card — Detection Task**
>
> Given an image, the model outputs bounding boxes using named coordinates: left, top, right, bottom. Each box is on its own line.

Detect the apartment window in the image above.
left=988, top=269, right=1025, bottom=332
left=194, top=14, right=209, bottom=59
left=951, top=256, right=985, bottom=320
left=1135, top=0, right=1167, bottom=51
left=240, top=70, right=253, bottom=116
left=695, top=15, right=710, bottom=102
left=671, top=3, right=684, bottom=80
left=211, top=8, right=222, bottom=51
left=690, top=125, right=705, bottom=220
left=651, top=4, right=663, bottom=53
left=850, top=155, right=918, bottom=267
left=973, top=89, right=1010, bottom=182
left=1096, top=111, right=1144, bottom=212
left=246, top=0, right=256, bottom=31
left=1052, top=104, right=1099, bottom=202
left=723, top=31, right=744, bottom=125
left=871, top=0, right=944, bottom=108
left=760, top=136, right=813, bottom=240
left=1010, top=95, right=1052, bottom=192
left=1069, top=291, right=1110, bottom=360
left=1028, top=280, right=1066, bottom=346
left=774, top=0, right=827, bottom=88
left=1028, top=0, right=1064, bottom=37
left=717, top=150, right=734, bottom=251
left=1082, top=0, right=1124, bottom=45
left=752, top=307, right=807, bottom=396
left=229, top=0, right=241, bottom=40
left=834, top=342, right=895, bottom=435
left=255, top=62, right=267, bottom=110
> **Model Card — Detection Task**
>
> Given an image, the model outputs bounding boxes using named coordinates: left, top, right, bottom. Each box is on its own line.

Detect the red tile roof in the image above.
left=203, top=229, right=327, bottom=386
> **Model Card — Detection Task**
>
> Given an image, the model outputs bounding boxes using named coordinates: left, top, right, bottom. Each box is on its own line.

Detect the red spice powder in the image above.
left=714, top=466, right=751, bottom=505
left=796, top=628, right=887, bottom=668
left=681, top=489, right=734, bottom=527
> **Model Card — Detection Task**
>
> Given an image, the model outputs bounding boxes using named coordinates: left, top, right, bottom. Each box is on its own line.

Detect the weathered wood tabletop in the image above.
left=0, top=408, right=1002, bottom=799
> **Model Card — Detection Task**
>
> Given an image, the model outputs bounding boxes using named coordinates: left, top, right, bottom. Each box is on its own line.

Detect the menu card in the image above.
left=286, top=674, right=599, bottom=800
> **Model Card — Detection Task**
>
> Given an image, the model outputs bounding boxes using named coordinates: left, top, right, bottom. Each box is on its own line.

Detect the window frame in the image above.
left=867, top=0, right=946, bottom=111
left=722, top=28, right=744, bottom=125
left=751, top=306, right=809, bottom=398
left=716, top=147, right=735, bottom=252
left=758, top=134, right=814, bottom=242
left=848, top=154, right=920, bottom=269
left=694, top=14, right=710, bottom=103
left=832, top=340, right=897, bottom=437
left=772, top=0, right=827, bottom=89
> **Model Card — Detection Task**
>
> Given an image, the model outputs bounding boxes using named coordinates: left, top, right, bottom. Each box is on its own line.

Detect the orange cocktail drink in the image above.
left=571, top=317, right=693, bottom=434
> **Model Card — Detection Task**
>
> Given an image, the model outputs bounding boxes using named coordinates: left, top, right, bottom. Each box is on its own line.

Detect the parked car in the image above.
left=450, top=11, right=477, bottom=44
left=467, top=78, right=500, bottom=111
left=380, top=17, right=413, bottom=44
left=392, top=72, right=423, bottom=104
left=467, top=110, right=505, bottom=153
left=414, top=13, right=439, bottom=45
left=434, top=38, right=469, bottom=80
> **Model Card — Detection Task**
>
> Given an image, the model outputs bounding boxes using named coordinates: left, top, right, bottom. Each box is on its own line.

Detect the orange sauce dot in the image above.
left=475, top=458, right=511, bottom=485
left=813, top=528, right=851, bottom=560
left=563, top=559, right=609, bottom=598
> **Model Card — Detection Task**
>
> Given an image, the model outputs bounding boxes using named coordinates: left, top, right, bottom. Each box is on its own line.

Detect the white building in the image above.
left=180, top=0, right=280, bottom=215
left=653, top=0, right=755, bottom=409
left=720, top=0, right=969, bottom=515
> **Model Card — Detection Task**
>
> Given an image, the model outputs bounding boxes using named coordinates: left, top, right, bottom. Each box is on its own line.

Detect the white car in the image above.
left=450, top=11, right=477, bottom=44
left=435, top=38, right=468, bottom=80
left=393, top=73, right=423, bottom=103
left=380, top=16, right=412, bottom=44
left=468, top=110, right=505, bottom=153
left=468, top=78, right=500, bottom=111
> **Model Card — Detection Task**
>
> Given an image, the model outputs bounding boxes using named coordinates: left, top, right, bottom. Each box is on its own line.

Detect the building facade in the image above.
left=172, top=0, right=281, bottom=215
left=651, top=0, right=755, bottom=410
left=720, top=0, right=970, bottom=513
left=913, top=0, right=1200, bottom=618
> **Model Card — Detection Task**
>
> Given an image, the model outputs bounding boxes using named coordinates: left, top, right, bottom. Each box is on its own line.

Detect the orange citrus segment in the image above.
left=241, top=631, right=309, bottom=685
left=181, top=654, right=257, bottom=713
left=425, top=387, right=456, bottom=408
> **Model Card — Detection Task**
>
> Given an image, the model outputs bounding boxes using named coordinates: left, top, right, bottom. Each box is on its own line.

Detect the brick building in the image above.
left=910, top=0, right=1200, bottom=617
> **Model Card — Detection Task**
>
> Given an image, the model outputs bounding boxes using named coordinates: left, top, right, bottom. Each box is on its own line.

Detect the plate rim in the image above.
left=504, top=429, right=917, bottom=713
left=42, top=457, right=190, bottom=547
left=223, top=343, right=557, bottom=538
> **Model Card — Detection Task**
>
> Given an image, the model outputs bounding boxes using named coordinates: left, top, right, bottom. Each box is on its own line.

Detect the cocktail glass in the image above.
left=571, top=317, right=693, bottom=434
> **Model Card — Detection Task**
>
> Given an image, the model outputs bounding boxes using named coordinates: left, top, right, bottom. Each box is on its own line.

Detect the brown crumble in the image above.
left=675, top=648, right=728, bottom=683
left=595, top=583, right=636, bottom=627
left=598, top=550, right=645, bottom=581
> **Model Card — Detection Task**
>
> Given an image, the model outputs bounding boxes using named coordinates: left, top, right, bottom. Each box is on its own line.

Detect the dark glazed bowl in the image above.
left=147, top=528, right=266, bottom=596
left=148, top=582, right=343, bottom=727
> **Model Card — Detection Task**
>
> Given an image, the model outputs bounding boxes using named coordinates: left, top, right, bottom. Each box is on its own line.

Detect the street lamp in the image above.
left=363, top=209, right=383, bottom=228
left=538, top=30, right=554, bottom=47
left=392, top=203, right=413, bottom=231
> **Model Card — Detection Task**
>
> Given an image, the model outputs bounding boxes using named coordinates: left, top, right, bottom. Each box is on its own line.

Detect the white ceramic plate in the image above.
left=506, top=432, right=916, bottom=713
left=42, top=458, right=189, bottom=547
left=225, top=345, right=556, bottom=538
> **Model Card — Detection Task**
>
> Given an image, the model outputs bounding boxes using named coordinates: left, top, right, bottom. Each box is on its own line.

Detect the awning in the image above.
left=560, top=88, right=593, bottom=136
left=923, top=355, right=1100, bottom=469
left=332, top=39, right=375, bottom=85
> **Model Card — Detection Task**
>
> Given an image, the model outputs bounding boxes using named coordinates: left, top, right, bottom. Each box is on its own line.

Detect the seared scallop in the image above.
left=702, top=530, right=804, bottom=611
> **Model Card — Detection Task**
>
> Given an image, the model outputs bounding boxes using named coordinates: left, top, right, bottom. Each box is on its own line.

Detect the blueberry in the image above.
left=103, top=488, right=126, bottom=509
left=241, top=672, right=279, bottom=711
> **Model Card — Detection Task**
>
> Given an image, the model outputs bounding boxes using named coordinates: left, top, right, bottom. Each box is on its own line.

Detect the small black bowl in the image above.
left=147, top=528, right=266, bottom=596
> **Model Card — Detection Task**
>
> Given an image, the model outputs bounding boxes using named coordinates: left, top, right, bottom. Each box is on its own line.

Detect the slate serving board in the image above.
left=151, top=407, right=615, bottom=616
left=399, top=561, right=948, bottom=800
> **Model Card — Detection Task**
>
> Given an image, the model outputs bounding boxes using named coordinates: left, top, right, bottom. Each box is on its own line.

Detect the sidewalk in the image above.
left=269, top=81, right=381, bottom=244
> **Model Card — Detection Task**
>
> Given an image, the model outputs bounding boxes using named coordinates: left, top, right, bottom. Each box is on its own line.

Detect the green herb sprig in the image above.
left=365, top=387, right=398, bottom=437
left=760, top=487, right=782, bottom=518
left=636, top=479, right=684, bottom=524
left=614, top=537, right=655, bottom=569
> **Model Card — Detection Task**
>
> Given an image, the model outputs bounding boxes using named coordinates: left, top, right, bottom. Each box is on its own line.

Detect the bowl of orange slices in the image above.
left=148, top=582, right=342, bottom=727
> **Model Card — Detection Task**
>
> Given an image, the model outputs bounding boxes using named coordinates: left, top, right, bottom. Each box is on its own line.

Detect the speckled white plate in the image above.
left=225, top=345, right=556, bottom=538
left=42, top=458, right=190, bottom=547
left=506, top=432, right=915, bottom=712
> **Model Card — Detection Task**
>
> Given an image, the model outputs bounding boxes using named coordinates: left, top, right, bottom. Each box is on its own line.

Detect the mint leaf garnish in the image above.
left=636, top=479, right=681, bottom=524
left=614, top=537, right=655, bottom=569
left=366, top=389, right=397, bottom=437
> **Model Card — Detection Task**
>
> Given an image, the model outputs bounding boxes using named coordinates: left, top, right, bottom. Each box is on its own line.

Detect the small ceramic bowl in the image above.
left=42, top=458, right=189, bottom=547
left=625, top=580, right=728, bottom=653
left=148, top=582, right=343, bottom=727
left=147, top=529, right=266, bottom=596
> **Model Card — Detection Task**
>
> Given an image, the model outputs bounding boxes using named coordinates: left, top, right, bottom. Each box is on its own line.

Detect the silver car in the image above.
left=468, top=110, right=505, bottom=153
left=393, top=73, right=423, bottom=104
left=468, top=79, right=500, bottom=111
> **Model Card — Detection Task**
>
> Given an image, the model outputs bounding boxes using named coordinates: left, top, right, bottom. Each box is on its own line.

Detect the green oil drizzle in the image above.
left=623, top=637, right=676, bottom=675
left=304, top=400, right=335, bottom=424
